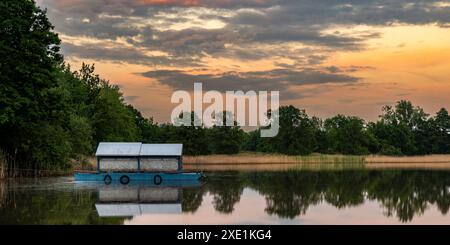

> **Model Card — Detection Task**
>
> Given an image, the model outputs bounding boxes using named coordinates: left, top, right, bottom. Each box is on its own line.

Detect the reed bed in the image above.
left=184, top=152, right=366, bottom=165
left=184, top=163, right=366, bottom=172
left=185, top=153, right=450, bottom=165
left=71, top=156, right=97, bottom=171
left=0, top=168, right=72, bottom=178
left=0, top=181, right=4, bottom=208
left=366, top=155, right=450, bottom=163
left=0, top=149, right=74, bottom=178
left=0, top=150, right=6, bottom=180
left=367, top=162, right=450, bottom=170
left=296, top=154, right=365, bottom=164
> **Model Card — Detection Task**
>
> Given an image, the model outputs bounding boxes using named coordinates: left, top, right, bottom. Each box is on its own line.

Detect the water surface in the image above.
left=1, top=166, right=450, bottom=224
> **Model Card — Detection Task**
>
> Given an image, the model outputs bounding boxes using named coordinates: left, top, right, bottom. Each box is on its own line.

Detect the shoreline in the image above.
left=4, top=153, right=450, bottom=179
left=182, top=153, right=450, bottom=171
left=183, top=153, right=450, bottom=165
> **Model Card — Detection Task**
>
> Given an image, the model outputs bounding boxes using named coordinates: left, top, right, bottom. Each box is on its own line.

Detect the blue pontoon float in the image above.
left=74, top=142, right=203, bottom=184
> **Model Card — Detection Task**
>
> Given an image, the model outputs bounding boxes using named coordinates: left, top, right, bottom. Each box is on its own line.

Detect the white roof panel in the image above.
left=95, top=204, right=182, bottom=217
left=140, top=144, right=182, bottom=156
left=95, top=204, right=141, bottom=217
left=95, top=142, right=142, bottom=156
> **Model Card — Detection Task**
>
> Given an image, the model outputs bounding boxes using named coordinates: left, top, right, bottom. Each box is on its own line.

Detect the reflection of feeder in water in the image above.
left=95, top=184, right=185, bottom=217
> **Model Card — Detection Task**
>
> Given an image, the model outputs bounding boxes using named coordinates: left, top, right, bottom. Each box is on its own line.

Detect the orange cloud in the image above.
left=138, top=0, right=268, bottom=7
left=140, top=0, right=201, bottom=6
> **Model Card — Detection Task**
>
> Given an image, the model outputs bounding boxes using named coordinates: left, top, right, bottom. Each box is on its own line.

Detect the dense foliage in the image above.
left=0, top=1, right=449, bottom=174
left=243, top=102, right=450, bottom=156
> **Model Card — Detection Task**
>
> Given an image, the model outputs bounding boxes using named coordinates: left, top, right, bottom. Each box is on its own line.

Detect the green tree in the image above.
left=207, top=112, right=244, bottom=154
left=264, top=106, right=317, bottom=155
left=324, top=115, right=370, bottom=155
left=0, top=0, right=69, bottom=170
left=431, top=108, right=450, bottom=154
left=372, top=100, right=433, bottom=155
left=0, top=0, right=61, bottom=125
left=242, top=129, right=260, bottom=152
left=1, top=2, right=144, bottom=172
left=91, top=85, right=139, bottom=142
left=67, top=115, right=93, bottom=157
left=161, top=112, right=210, bottom=155
left=127, top=104, right=160, bottom=142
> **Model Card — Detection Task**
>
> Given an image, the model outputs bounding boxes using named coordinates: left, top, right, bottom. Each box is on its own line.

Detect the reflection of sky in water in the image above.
left=125, top=188, right=450, bottom=225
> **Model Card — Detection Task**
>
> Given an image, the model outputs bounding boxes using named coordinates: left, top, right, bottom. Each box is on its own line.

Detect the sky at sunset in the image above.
left=35, top=0, right=450, bottom=123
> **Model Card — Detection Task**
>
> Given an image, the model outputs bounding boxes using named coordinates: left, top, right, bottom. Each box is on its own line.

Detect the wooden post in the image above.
left=138, top=157, right=141, bottom=172
left=97, top=157, right=100, bottom=173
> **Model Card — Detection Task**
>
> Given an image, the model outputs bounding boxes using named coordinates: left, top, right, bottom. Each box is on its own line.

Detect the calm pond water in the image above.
left=1, top=166, right=450, bottom=224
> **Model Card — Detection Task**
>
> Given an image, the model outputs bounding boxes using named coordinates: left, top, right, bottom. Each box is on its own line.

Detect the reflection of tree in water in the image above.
left=321, top=171, right=368, bottom=208
left=207, top=172, right=244, bottom=214
left=179, top=173, right=244, bottom=214
left=366, top=171, right=450, bottom=222
left=253, top=172, right=322, bottom=218
left=182, top=187, right=205, bottom=213
left=434, top=185, right=450, bottom=215
left=265, top=194, right=319, bottom=219
left=197, top=170, right=450, bottom=222
left=249, top=171, right=369, bottom=218
left=0, top=182, right=124, bottom=224
left=0, top=181, right=5, bottom=209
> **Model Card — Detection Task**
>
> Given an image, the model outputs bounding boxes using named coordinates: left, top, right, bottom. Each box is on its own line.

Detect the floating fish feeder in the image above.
left=74, top=142, right=203, bottom=184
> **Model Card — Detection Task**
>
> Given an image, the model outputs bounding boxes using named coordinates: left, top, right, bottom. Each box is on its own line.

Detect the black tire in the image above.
left=104, top=175, right=112, bottom=185
left=120, top=175, right=130, bottom=185
left=153, top=175, right=163, bottom=185
left=199, top=172, right=206, bottom=180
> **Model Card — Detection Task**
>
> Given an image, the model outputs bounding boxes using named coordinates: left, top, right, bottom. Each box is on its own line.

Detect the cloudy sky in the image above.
left=36, top=0, right=450, bottom=122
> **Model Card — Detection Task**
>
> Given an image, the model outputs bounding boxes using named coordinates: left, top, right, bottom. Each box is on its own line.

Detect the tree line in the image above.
left=1, top=0, right=449, bottom=173
left=245, top=102, right=450, bottom=156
